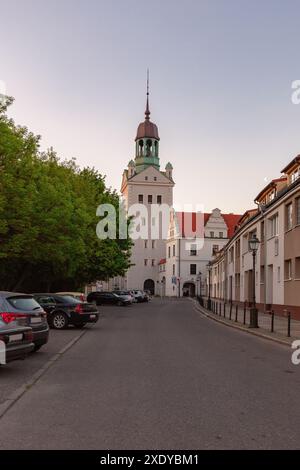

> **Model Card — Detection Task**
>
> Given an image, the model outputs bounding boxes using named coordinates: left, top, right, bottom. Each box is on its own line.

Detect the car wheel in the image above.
left=33, top=344, right=42, bottom=352
left=117, top=300, right=123, bottom=306
left=50, top=312, right=68, bottom=330
left=74, top=323, right=86, bottom=329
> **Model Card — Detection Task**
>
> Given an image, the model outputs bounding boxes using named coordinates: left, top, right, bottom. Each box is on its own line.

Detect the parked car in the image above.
left=0, top=292, right=49, bottom=352
left=56, top=292, right=86, bottom=302
left=142, top=291, right=150, bottom=302
left=33, top=294, right=99, bottom=330
left=144, top=290, right=152, bottom=300
left=87, top=291, right=131, bottom=306
left=0, top=314, right=34, bottom=364
left=113, top=290, right=134, bottom=303
left=131, top=290, right=148, bottom=303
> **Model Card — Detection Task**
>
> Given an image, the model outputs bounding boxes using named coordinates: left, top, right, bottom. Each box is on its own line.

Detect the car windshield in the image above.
left=7, top=295, right=42, bottom=311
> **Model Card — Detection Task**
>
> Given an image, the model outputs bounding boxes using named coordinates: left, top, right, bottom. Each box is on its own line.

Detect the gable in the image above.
left=129, top=165, right=172, bottom=184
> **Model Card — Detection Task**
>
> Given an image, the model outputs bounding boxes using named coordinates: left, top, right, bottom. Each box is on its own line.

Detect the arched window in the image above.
left=138, top=140, right=144, bottom=156
left=154, top=141, right=158, bottom=157
left=146, top=139, right=152, bottom=157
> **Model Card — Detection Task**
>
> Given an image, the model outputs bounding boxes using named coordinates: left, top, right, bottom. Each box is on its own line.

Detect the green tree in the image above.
left=0, top=97, right=132, bottom=292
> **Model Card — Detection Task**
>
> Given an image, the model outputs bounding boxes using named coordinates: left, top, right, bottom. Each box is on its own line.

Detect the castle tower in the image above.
left=121, top=78, right=174, bottom=294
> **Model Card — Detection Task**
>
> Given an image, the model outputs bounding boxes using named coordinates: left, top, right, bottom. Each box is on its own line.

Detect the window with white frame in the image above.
left=286, top=204, right=293, bottom=231
left=190, top=244, right=196, bottom=256
left=269, top=214, right=278, bottom=238
left=291, top=168, right=299, bottom=183
left=296, top=198, right=300, bottom=226
left=284, top=259, right=292, bottom=280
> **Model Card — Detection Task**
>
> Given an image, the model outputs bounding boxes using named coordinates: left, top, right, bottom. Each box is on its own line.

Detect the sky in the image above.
left=1, top=0, right=300, bottom=214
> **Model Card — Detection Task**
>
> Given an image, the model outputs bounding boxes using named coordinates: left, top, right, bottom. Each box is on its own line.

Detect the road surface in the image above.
left=0, top=298, right=299, bottom=449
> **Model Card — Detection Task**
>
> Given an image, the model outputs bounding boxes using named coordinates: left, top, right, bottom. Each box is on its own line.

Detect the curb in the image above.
left=0, top=328, right=89, bottom=419
left=192, top=300, right=293, bottom=348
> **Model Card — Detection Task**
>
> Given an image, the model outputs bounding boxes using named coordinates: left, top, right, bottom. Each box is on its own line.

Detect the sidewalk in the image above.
left=193, top=299, right=300, bottom=346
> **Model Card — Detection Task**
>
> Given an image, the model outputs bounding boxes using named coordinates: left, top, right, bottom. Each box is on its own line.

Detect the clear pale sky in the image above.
left=2, top=0, right=300, bottom=214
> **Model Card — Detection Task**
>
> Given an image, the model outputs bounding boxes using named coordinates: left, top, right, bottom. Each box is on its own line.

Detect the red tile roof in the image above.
left=175, top=212, right=242, bottom=239
left=221, top=213, right=243, bottom=238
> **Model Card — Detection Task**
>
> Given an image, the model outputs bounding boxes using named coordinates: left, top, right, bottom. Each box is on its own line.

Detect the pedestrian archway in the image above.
left=183, top=282, right=196, bottom=297
left=144, top=279, right=155, bottom=295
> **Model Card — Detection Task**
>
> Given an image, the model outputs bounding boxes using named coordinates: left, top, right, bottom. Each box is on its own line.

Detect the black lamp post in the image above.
left=207, top=262, right=212, bottom=310
left=248, top=233, right=260, bottom=328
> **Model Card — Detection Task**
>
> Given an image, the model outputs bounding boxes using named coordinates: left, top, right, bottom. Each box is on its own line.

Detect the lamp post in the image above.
left=207, top=262, right=212, bottom=310
left=248, top=233, right=260, bottom=328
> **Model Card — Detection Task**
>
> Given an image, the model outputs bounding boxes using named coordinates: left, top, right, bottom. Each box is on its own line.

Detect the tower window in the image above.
left=157, top=195, right=162, bottom=204
left=154, top=177, right=157, bottom=181
left=145, top=176, right=148, bottom=181
left=148, top=195, right=152, bottom=204
left=146, top=139, right=152, bottom=156
left=138, top=194, right=143, bottom=203
left=138, top=140, right=144, bottom=156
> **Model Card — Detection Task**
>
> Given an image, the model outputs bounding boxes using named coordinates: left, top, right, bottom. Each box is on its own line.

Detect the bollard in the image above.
left=235, top=304, right=238, bottom=322
left=287, top=312, right=291, bottom=338
left=224, top=303, right=226, bottom=318
left=223, top=303, right=225, bottom=317
left=229, top=302, right=232, bottom=320
left=271, top=310, right=274, bottom=333
left=243, top=303, right=246, bottom=325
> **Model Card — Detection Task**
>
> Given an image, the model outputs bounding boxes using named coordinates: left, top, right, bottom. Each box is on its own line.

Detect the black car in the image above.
left=0, top=315, right=34, bottom=364
left=0, top=292, right=49, bottom=352
left=33, top=294, right=99, bottom=330
left=87, top=291, right=131, bottom=306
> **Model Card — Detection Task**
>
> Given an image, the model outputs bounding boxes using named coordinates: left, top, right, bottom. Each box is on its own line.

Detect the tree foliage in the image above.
left=0, top=97, right=132, bottom=292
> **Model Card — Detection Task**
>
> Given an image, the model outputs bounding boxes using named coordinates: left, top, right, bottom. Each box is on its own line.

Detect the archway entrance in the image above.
left=144, top=279, right=155, bottom=295
left=183, top=282, right=196, bottom=297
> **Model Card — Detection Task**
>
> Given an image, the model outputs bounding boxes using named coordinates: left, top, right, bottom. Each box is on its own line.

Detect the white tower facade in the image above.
left=121, top=86, right=174, bottom=294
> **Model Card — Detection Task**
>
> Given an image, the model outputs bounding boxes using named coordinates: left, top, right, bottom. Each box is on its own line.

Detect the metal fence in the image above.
left=197, top=296, right=300, bottom=339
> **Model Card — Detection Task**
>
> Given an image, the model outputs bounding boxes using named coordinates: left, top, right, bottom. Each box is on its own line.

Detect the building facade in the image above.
left=164, top=209, right=241, bottom=297
left=210, top=155, right=300, bottom=319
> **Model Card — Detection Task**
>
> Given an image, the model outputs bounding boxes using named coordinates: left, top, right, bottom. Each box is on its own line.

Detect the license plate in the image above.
left=90, top=315, right=96, bottom=319
left=31, top=317, right=41, bottom=324
left=9, top=333, right=23, bottom=342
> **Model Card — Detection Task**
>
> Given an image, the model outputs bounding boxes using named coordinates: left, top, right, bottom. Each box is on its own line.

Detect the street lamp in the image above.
left=248, top=233, right=260, bottom=328
left=207, top=262, right=212, bottom=310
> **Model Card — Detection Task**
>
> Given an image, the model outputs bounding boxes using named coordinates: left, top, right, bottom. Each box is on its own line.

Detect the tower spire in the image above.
left=145, top=68, right=150, bottom=121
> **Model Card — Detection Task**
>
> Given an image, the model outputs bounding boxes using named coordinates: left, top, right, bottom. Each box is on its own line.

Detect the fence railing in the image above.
left=197, top=296, right=296, bottom=338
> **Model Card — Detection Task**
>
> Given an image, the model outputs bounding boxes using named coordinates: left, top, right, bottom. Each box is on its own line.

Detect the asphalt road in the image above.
left=0, top=298, right=299, bottom=450
left=0, top=325, right=90, bottom=406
